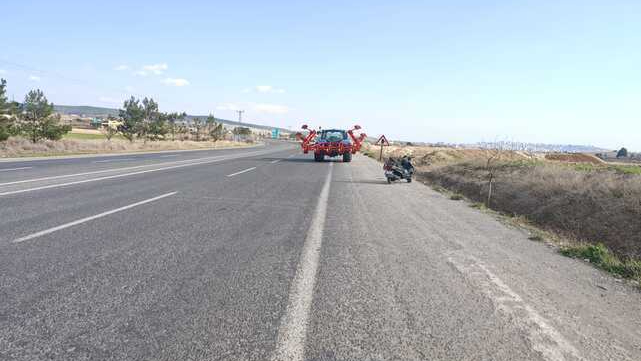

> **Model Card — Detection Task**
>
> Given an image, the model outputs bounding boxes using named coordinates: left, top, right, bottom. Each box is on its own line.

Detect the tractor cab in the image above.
left=318, top=129, right=349, bottom=144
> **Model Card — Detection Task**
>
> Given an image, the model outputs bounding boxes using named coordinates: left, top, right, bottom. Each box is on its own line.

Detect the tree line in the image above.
left=0, top=78, right=249, bottom=143
left=115, top=96, right=229, bottom=142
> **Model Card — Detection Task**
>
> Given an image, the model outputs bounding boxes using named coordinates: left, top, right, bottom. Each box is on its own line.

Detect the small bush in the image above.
left=450, top=194, right=463, bottom=200
left=528, top=234, right=544, bottom=242
left=561, top=243, right=641, bottom=280
left=469, top=202, right=487, bottom=210
left=611, top=165, right=641, bottom=175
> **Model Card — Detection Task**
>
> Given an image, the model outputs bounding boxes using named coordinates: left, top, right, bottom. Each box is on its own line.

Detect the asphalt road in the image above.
left=1, top=142, right=640, bottom=360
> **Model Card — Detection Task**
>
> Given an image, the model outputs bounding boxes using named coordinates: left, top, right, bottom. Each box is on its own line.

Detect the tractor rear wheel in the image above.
left=343, top=152, right=352, bottom=163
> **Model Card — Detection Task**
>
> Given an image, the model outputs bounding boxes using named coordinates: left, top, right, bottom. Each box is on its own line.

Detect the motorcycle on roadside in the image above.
left=383, top=157, right=414, bottom=184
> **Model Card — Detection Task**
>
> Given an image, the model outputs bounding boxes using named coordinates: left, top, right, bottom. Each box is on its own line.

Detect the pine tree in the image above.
left=118, top=96, right=144, bottom=142
left=0, top=79, right=12, bottom=141
left=19, top=89, right=70, bottom=143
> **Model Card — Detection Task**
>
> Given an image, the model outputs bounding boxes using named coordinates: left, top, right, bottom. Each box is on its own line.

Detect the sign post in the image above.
left=375, top=135, right=390, bottom=161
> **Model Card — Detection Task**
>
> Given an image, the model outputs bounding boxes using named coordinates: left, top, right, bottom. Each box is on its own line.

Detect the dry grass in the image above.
left=362, top=142, right=641, bottom=261
left=421, top=158, right=641, bottom=259
left=0, top=137, right=252, bottom=158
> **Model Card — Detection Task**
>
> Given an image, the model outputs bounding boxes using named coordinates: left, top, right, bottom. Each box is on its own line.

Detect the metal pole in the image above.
left=236, top=110, right=244, bottom=124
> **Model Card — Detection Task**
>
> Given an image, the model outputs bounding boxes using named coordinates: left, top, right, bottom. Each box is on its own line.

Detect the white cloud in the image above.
left=29, top=75, right=41, bottom=81
left=162, top=78, right=190, bottom=87
left=254, top=85, right=285, bottom=93
left=252, top=103, right=289, bottom=114
left=0, top=69, right=6, bottom=75
left=98, top=96, right=120, bottom=104
left=142, top=63, right=168, bottom=75
left=114, top=64, right=129, bottom=71
left=124, top=85, right=135, bottom=92
left=133, top=70, right=148, bottom=76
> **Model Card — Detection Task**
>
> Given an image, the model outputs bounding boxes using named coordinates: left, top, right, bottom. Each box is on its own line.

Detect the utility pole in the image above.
left=236, top=110, right=244, bottom=124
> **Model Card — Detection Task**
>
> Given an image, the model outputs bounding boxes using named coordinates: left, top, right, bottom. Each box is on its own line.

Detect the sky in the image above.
left=1, top=0, right=640, bottom=150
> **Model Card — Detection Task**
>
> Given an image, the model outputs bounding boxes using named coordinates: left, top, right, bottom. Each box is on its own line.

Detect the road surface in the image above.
left=1, top=142, right=640, bottom=360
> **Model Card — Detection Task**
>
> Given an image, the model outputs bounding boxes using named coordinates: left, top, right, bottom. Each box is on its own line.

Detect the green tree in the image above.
left=233, top=126, right=251, bottom=141
left=206, top=114, right=224, bottom=141
left=19, top=89, right=71, bottom=143
left=118, top=96, right=144, bottom=142
left=192, top=117, right=204, bottom=141
left=141, top=97, right=166, bottom=141
left=0, top=78, right=13, bottom=141
left=617, top=147, right=628, bottom=158
left=165, top=112, right=186, bottom=141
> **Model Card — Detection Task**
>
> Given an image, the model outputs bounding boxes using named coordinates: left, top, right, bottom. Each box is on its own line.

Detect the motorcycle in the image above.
left=384, top=161, right=414, bottom=183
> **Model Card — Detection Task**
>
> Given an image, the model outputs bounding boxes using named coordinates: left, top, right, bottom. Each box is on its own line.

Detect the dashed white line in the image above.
left=0, top=151, right=262, bottom=187
left=11, top=192, right=177, bottom=243
left=0, top=167, right=33, bottom=172
left=226, top=167, right=257, bottom=177
left=0, top=150, right=269, bottom=196
left=159, top=154, right=179, bottom=158
left=92, top=158, right=136, bottom=163
left=271, top=162, right=333, bottom=361
left=270, top=159, right=281, bottom=164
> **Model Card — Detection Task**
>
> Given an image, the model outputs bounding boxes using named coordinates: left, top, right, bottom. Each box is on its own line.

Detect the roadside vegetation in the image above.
left=362, top=142, right=641, bottom=284
left=0, top=78, right=253, bottom=157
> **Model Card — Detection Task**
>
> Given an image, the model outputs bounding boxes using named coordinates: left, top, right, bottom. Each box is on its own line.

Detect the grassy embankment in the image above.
left=362, top=143, right=641, bottom=284
left=1, top=129, right=253, bottom=158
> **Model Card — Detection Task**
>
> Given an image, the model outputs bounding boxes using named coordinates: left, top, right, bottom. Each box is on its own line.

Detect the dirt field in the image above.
left=544, top=152, right=604, bottom=164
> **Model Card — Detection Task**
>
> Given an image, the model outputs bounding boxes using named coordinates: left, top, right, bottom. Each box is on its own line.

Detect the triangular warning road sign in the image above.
left=375, top=135, right=390, bottom=146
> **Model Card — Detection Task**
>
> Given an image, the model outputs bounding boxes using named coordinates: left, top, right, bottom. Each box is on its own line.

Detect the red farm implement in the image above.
left=296, top=124, right=367, bottom=162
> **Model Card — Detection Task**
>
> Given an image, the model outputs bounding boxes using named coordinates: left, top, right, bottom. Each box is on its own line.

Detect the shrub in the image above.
left=561, top=243, right=641, bottom=280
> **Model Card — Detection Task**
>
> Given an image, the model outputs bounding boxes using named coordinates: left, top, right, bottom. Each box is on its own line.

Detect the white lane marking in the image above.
left=226, top=167, right=257, bottom=177
left=270, top=159, right=281, bottom=164
left=271, top=162, right=333, bottom=361
left=0, top=151, right=264, bottom=187
left=0, top=150, right=268, bottom=196
left=0, top=167, right=33, bottom=172
left=159, top=154, right=179, bottom=158
left=447, top=252, right=583, bottom=361
left=287, top=154, right=295, bottom=158
left=11, top=192, right=177, bottom=243
left=92, top=158, right=136, bottom=163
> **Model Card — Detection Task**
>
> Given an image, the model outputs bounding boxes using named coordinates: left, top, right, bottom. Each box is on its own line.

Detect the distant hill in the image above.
left=54, top=105, right=119, bottom=117
left=54, top=105, right=290, bottom=133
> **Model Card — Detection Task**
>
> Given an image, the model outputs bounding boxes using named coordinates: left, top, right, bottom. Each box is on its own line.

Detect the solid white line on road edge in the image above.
left=0, top=167, right=33, bottom=172
left=159, top=154, right=180, bottom=158
left=270, top=159, right=281, bottom=164
left=287, top=154, right=295, bottom=158
left=92, top=158, right=136, bottom=163
left=0, top=150, right=269, bottom=196
left=271, top=162, right=333, bottom=361
left=11, top=192, right=177, bottom=244
left=226, top=167, right=257, bottom=177
left=447, top=252, right=583, bottom=361
left=0, top=149, right=267, bottom=187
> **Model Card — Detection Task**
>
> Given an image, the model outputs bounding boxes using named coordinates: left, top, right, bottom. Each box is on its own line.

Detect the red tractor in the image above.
left=296, top=124, right=366, bottom=162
